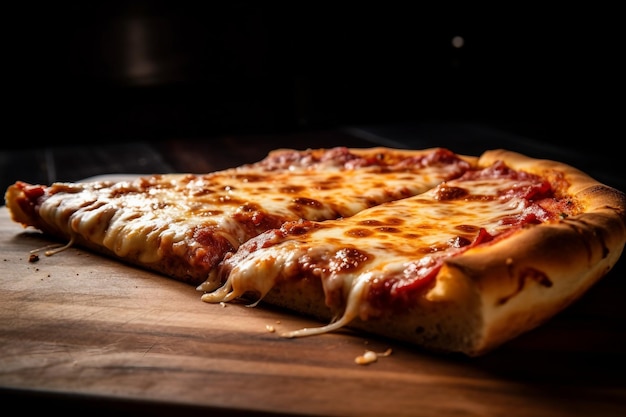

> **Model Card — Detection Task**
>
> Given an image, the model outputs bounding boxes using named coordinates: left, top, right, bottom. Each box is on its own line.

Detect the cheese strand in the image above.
left=280, top=273, right=369, bottom=338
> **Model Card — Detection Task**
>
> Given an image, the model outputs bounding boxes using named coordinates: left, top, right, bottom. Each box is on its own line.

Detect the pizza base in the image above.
left=223, top=149, right=626, bottom=356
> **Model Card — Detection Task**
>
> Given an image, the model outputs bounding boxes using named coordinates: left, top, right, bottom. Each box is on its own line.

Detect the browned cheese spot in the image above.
left=292, top=197, right=323, bottom=208
left=402, top=233, right=421, bottom=239
left=279, top=185, right=306, bottom=194
left=288, top=197, right=325, bottom=216
left=233, top=174, right=266, bottom=183
left=345, top=228, right=374, bottom=238
left=239, top=202, right=262, bottom=212
left=314, top=175, right=343, bottom=190
left=375, top=227, right=401, bottom=233
left=358, top=219, right=384, bottom=226
left=434, top=185, right=469, bottom=201
left=384, top=217, right=405, bottom=226
left=455, top=224, right=481, bottom=233
left=329, top=248, right=371, bottom=273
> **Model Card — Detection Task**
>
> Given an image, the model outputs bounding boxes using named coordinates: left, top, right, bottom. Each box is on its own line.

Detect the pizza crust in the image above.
left=444, top=149, right=626, bottom=355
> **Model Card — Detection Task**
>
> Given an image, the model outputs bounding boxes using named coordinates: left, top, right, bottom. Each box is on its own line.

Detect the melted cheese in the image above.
left=35, top=148, right=469, bottom=273
left=200, top=174, right=570, bottom=337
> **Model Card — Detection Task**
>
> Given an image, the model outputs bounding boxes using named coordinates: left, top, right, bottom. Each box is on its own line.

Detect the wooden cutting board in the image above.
left=1, top=205, right=625, bottom=417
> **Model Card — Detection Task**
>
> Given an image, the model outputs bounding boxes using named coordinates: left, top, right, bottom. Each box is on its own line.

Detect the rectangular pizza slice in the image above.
left=199, top=149, right=626, bottom=356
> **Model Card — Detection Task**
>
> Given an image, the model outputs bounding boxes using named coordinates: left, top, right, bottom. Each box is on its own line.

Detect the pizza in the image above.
left=4, top=147, right=626, bottom=356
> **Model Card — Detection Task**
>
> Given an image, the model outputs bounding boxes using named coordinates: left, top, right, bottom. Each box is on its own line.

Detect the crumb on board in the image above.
left=265, top=324, right=276, bottom=333
left=355, top=348, right=393, bottom=365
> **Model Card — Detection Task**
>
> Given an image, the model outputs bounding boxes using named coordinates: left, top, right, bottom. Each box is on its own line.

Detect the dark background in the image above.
left=5, top=2, right=620, bottom=150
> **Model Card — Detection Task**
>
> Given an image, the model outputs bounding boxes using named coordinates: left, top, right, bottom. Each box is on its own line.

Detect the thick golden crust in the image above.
left=439, top=149, right=626, bottom=355
left=408, top=150, right=625, bottom=355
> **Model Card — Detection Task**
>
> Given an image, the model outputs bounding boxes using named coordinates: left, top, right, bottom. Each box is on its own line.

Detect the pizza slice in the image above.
left=199, top=149, right=626, bottom=356
left=4, top=147, right=473, bottom=286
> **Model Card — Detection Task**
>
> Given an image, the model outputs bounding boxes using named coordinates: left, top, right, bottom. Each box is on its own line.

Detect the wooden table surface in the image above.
left=1, top=125, right=625, bottom=416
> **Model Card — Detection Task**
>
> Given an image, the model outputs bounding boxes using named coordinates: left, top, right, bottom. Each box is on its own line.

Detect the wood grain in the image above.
left=1, top=205, right=625, bottom=417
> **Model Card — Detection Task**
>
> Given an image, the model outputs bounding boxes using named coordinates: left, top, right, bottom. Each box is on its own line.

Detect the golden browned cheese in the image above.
left=4, top=147, right=476, bottom=285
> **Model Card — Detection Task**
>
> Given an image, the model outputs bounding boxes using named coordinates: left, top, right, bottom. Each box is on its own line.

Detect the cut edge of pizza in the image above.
left=198, top=149, right=626, bottom=356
